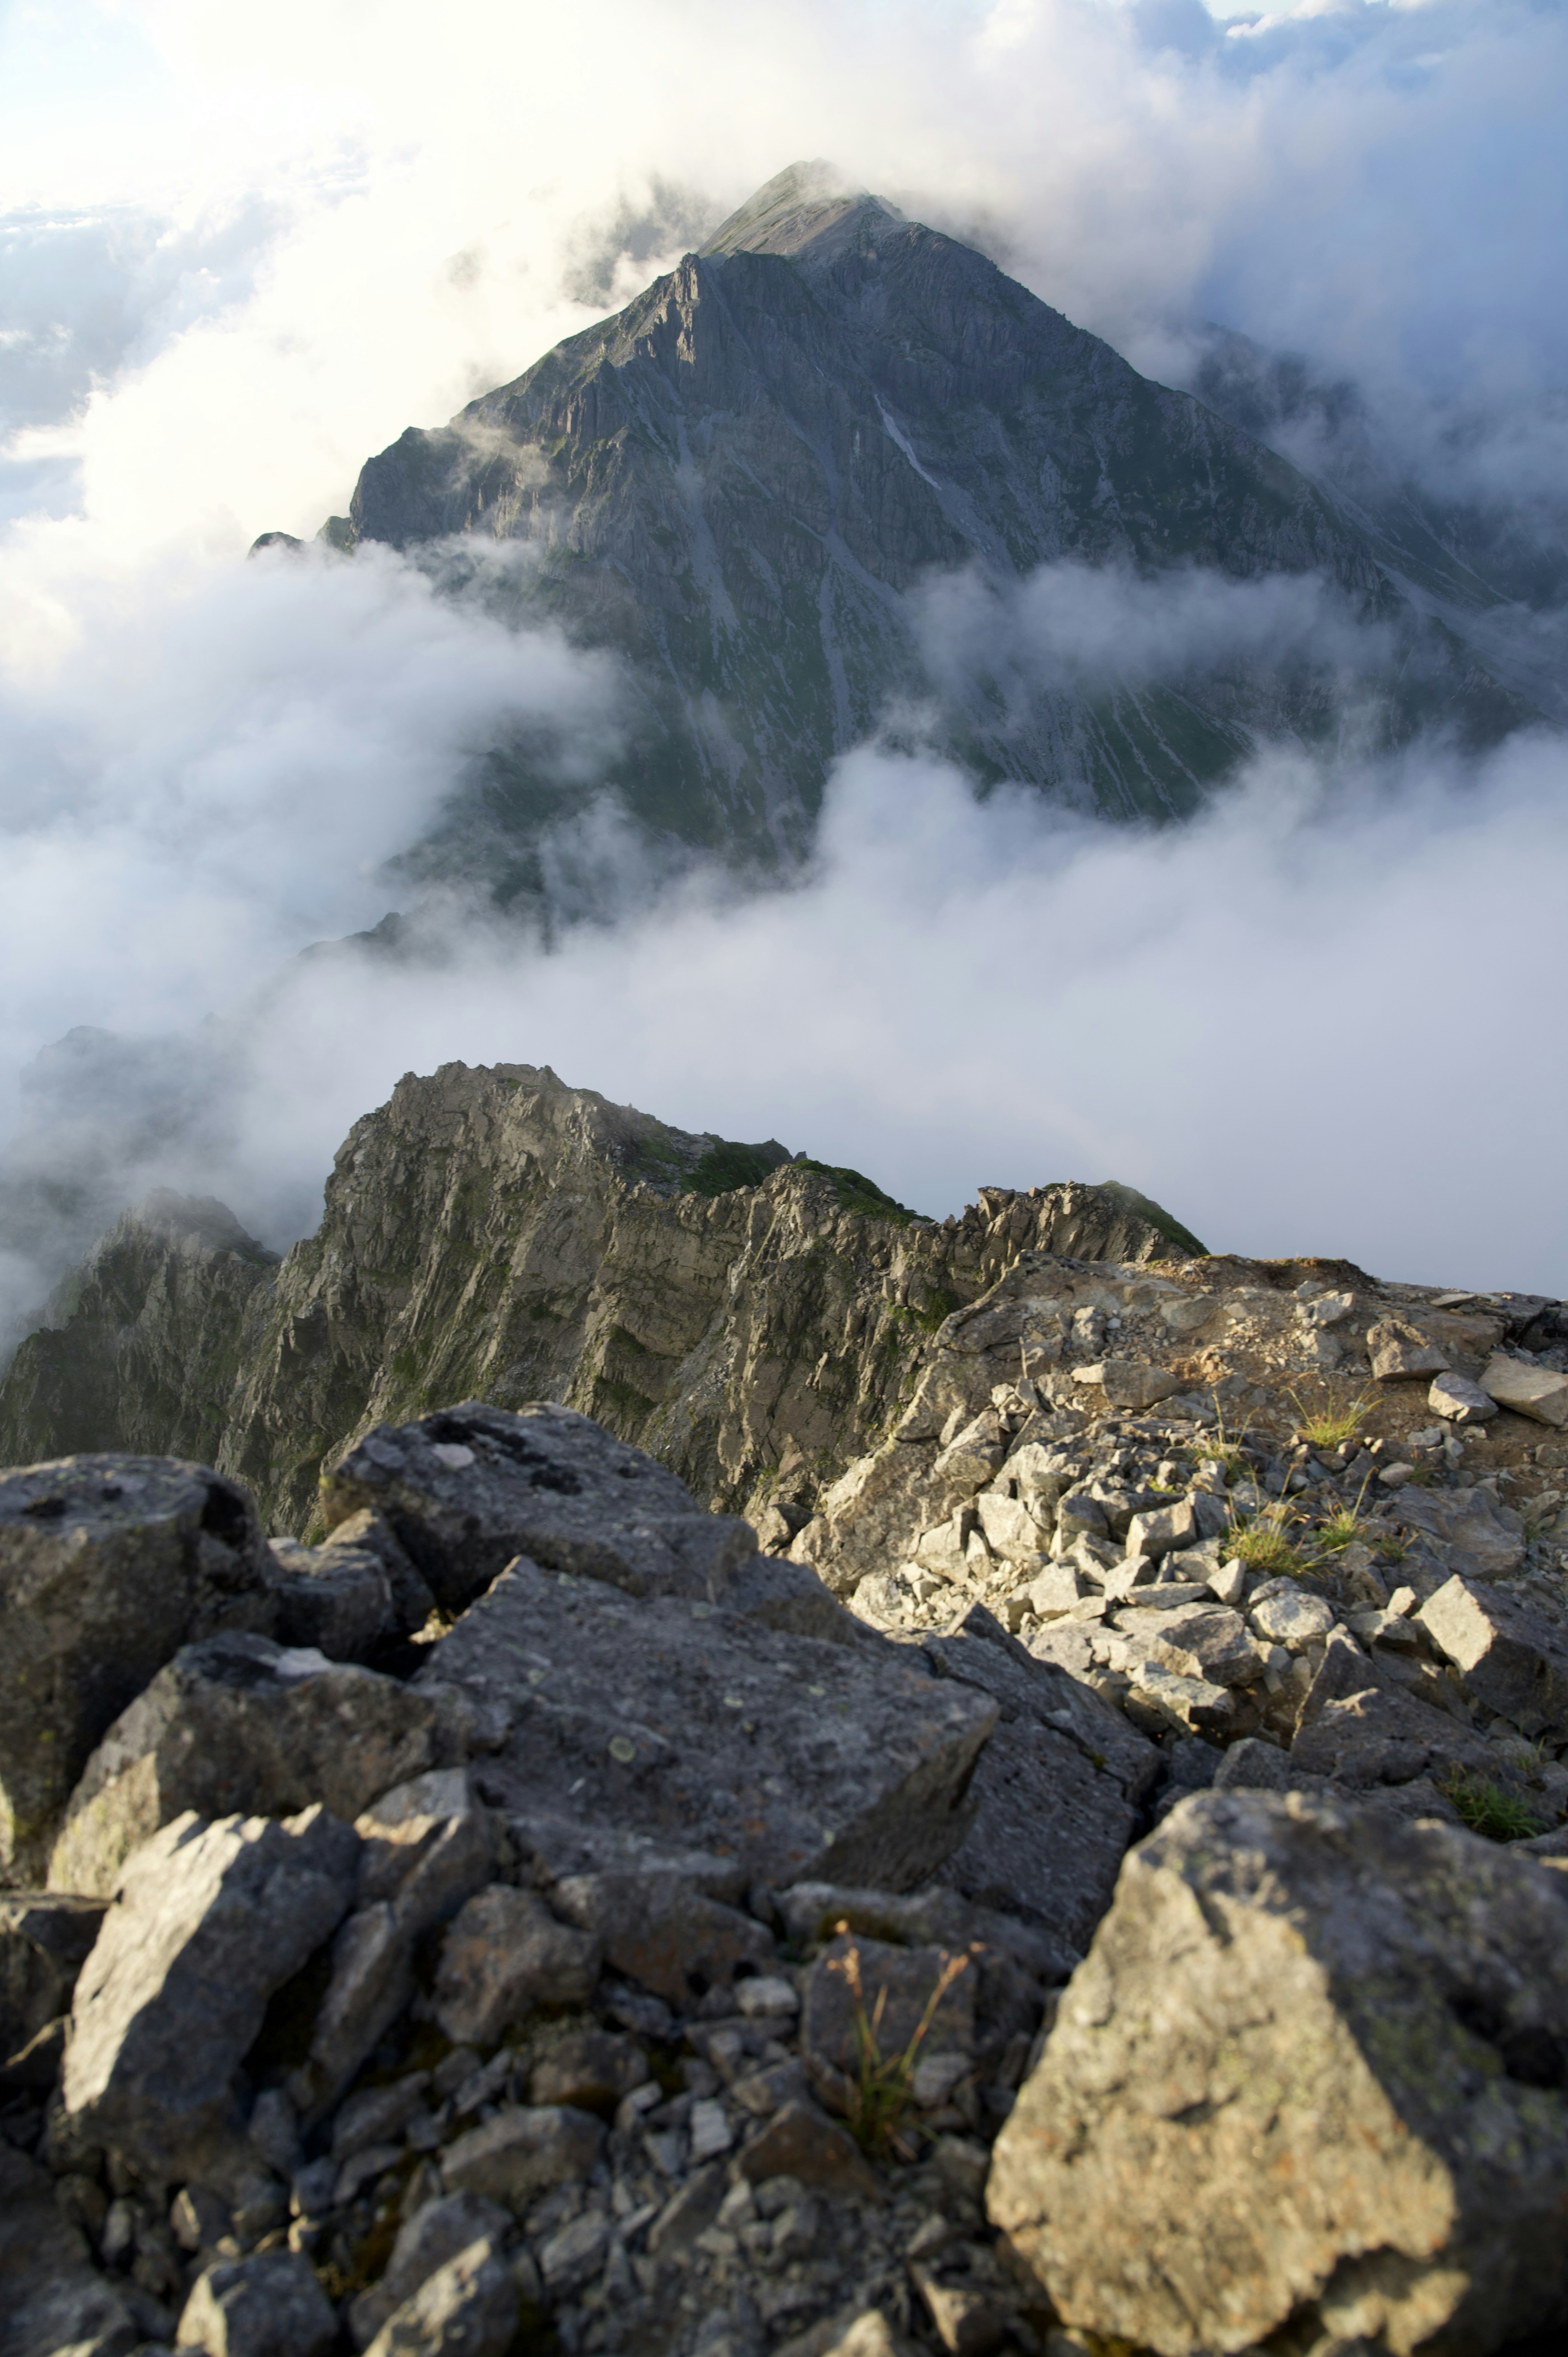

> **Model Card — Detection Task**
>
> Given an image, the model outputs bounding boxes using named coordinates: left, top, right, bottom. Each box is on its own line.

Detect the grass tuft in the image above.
left=1439, top=1771, right=1545, bottom=1844
left=1288, top=1384, right=1374, bottom=1453
left=827, top=1925, right=972, bottom=2159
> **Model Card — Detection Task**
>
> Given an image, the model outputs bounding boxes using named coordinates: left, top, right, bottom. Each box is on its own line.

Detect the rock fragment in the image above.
left=175, top=2250, right=337, bottom=2357
left=440, top=2105, right=605, bottom=2208
left=0, top=1892, right=107, bottom=2062
left=1367, top=1318, right=1451, bottom=1382
left=1419, top=1576, right=1568, bottom=1738
left=362, top=2238, right=517, bottom=2357
left=1429, top=1372, right=1499, bottom=1425
left=1479, top=1353, right=1568, bottom=1428
left=432, top=1885, right=601, bottom=2043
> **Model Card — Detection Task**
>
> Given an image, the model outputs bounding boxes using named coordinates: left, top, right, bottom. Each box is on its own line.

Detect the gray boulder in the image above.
left=363, top=2237, right=517, bottom=2357
left=549, top=1869, right=772, bottom=2008
left=320, top=1400, right=757, bottom=1612
left=64, top=1804, right=359, bottom=2187
left=440, top=2104, right=604, bottom=2208
left=419, top=1559, right=998, bottom=1895
left=175, top=2250, right=337, bottom=2357
left=0, top=2143, right=136, bottom=2357
left=0, top=1453, right=275, bottom=1882
left=1390, top=1483, right=1526, bottom=1580
left=432, top=1884, right=601, bottom=2043
left=0, top=1891, right=107, bottom=2062
left=48, top=1632, right=449, bottom=1896
left=989, top=1788, right=1568, bottom=2356
left=1419, top=1576, right=1568, bottom=1738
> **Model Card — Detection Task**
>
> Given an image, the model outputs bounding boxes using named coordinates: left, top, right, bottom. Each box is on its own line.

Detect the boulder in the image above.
left=1072, top=1361, right=1180, bottom=1411
left=347, top=2192, right=511, bottom=2351
left=1419, top=1577, right=1568, bottom=1739
left=1144, top=1606, right=1265, bottom=1689
left=1478, top=1354, right=1568, bottom=1429
left=432, top=1885, right=601, bottom=2043
left=1429, top=1373, right=1499, bottom=1426
left=0, top=1892, right=107, bottom=2062
left=320, top=1508, right=437, bottom=1633
left=64, top=1805, right=359, bottom=2187
left=175, top=2250, right=337, bottom=2357
left=988, top=1789, right=1568, bottom=2356
left=362, top=2238, right=517, bottom=2357
left=1367, top=1318, right=1451, bottom=1383
left=0, top=1453, right=275, bottom=1882
left=1250, top=1586, right=1336, bottom=1650
left=1125, top=1500, right=1198, bottom=1562
left=417, top=1559, right=998, bottom=1895
left=320, top=1401, right=757, bottom=1612
left=0, top=2143, right=137, bottom=2357
left=1389, top=1485, right=1526, bottom=1579
left=1126, top=1661, right=1235, bottom=1739
left=267, top=1537, right=392, bottom=1661
left=548, top=1870, right=771, bottom=2009
left=48, top=1632, right=448, bottom=1896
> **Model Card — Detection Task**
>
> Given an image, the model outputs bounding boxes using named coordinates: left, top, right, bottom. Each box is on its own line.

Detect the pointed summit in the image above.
left=699, top=160, right=903, bottom=266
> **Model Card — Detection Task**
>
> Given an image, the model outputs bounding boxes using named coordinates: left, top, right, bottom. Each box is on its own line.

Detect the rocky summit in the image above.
left=258, top=162, right=1533, bottom=891
left=4, top=1065, right=1568, bottom=2357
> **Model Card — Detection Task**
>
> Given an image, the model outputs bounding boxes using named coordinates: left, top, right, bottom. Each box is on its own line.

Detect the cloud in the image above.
left=57, top=720, right=1560, bottom=1306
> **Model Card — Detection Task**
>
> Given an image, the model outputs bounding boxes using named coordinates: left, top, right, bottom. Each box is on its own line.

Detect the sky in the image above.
left=0, top=0, right=1565, bottom=1311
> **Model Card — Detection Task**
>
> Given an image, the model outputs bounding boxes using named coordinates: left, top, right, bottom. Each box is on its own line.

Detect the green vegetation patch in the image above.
left=1439, top=1771, right=1546, bottom=1844
left=681, top=1140, right=788, bottom=1199
left=793, top=1159, right=929, bottom=1226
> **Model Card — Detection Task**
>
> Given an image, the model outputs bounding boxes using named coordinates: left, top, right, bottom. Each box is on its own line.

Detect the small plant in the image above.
left=1316, top=1502, right=1369, bottom=1554
left=827, top=1925, right=973, bottom=2158
left=1287, top=1385, right=1375, bottom=1454
left=1225, top=1515, right=1309, bottom=1577
left=1439, top=1771, right=1545, bottom=1844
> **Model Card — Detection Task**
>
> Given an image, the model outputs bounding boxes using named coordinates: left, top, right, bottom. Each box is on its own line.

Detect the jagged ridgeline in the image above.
left=257, top=163, right=1532, bottom=894
left=0, top=1061, right=1196, bottom=1536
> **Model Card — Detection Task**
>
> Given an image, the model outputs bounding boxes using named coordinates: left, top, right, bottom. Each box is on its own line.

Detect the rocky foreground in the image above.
left=4, top=1214, right=1568, bottom=2357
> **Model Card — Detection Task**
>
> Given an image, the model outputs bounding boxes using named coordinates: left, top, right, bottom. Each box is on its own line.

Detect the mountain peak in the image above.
left=699, top=159, right=904, bottom=266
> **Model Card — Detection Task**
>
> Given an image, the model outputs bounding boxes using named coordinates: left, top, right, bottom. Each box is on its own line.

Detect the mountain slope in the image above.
left=299, top=163, right=1527, bottom=893
left=0, top=1060, right=1194, bottom=1535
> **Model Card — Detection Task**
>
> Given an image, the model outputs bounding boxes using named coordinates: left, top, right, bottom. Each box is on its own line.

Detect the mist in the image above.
left=1, top=0, right=1566, bottom=1329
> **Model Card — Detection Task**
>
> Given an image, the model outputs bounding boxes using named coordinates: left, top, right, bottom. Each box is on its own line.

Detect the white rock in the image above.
left=1429, top=1373, right=1500, bottom=1425
left=1479, top=1355, right=1568, bottom=1429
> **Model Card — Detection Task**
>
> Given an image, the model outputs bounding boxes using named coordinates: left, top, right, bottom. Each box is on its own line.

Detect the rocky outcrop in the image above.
left=0, top=1061, right=1193, bottom=1534
left=293, top=164, right=1530, bottom=881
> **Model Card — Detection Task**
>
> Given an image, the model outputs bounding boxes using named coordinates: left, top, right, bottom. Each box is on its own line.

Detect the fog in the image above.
left=1, top=0, right=1565, bottom=1327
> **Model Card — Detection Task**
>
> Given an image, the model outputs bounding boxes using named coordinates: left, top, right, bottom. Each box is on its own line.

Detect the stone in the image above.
left=1146, top=1607, right=1266, bottom=1690
left=362, top=2238, right=517, bottom=2357
left=1250, top=1587, right=1336, bottom=1650
left=1053, top=1488, right=1108, bottom=1549
left=1389, top=1484, right=1526, bottom=1579
left=1419, top=1577, right=1568, bottom=1738
left=0, top=1892, right=107, bottom=2062
left=932, top=1411, right=1008, bottom=1495
left=440, top=2105, right=605, bottom=2210
left=418, top=1559, right=998, bottom=1895
left=1099, top=1555, right=1156, bottom=1603
left=322, top=1508, right=438, bottom=1634
left=1290, top=1683, right=1491, bottom=1787
left=432, top=1885, right=601, bottom=2043
left=0, top=1453, right=275, bottom=1881
left=267, top=1537, right=392, bottom=1662
left=529, top=2026, right=648, bottom=2110
left=737, top=2099, right=880, bottom=2199
left=332, top=2073, right=433, bottom=2160
left=1205, top=1557, right=1247, bottom=1605
left=1213, top=1736, right=1295, bottom=1792
left=1126, top=1661, right=1235, bottom=1738
left=1072, top=1362, right=1180, bottom=1412
left=1429, top=1372, right=1500, bottom=1426
left=47, top=1632, right=446, bottom=1897
left=0, top=2142, right=137, bottom=2357
left=548, top=1869, right=771, bottom=2009
left=1479, top=1354, right=1568, bottom=1429
left=287, top=1775, right=494, bottom=2125
left=911, top=2266, right=1010, bottom=2357
left=1367, top=1318, right=1451, bottom=1382
left=1124, top=1501, right=1197, bottom=1562
left=347, top=2192, right=511, bottom=2352
left=988, top=1789, right=1568, bottom=2357
left=322, top=1400, right=760, bottom=1613
left=973, top=1492, right=1046, bottom=1563
left=64, top=1805, right=359, bottom=2187
left=1299, top=1291, right=1355, bottom=1328
left=176, top=2250, right=337, bottom=2357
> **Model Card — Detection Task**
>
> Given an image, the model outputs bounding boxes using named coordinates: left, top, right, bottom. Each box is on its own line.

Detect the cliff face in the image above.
left=308, top=163, right=1526, bottom=887
left=0, top=1061, right=1189, bottom=1536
